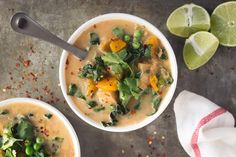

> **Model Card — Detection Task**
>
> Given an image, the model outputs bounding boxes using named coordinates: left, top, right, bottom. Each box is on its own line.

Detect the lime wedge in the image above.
left=167, top=3, right=210, bottom=38
left=211, top=1, right=236, bottom=47
left=183, top=31, right=219, bottom=70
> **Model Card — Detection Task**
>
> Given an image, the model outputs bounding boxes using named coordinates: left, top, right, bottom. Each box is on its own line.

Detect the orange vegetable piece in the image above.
left=99, top=40, right=110, bottom=52
left=149, top=74, right=158, bottom=92
left=96, top=77, right=118, bottom=92
left=87, top=79, right=98, bottom=96
left=145, top=36, right=160, bottom=54
left=110, top=39, right=126, bottom=53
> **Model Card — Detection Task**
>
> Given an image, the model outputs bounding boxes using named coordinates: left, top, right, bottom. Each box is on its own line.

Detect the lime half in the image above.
left=183, top=31, right=219, bottom=70
left=211, top=1, right=236, bottom=47
left=167, top=3, right=210, bottom=38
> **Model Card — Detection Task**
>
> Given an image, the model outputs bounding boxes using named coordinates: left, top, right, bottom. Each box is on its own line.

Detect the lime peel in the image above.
left=186, top=35, right=204, bottom=56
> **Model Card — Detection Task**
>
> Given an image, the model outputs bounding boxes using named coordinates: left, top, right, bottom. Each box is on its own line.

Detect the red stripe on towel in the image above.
left=191, top=108, right=226, bottom=157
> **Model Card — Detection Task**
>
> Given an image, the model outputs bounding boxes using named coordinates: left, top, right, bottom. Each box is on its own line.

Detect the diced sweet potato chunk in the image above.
left=110, top=39, right=126, bottom=52
left=96, top=77, right=118, bottom=92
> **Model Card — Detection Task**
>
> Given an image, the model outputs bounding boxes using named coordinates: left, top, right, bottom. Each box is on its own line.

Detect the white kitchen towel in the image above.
left=174, top=90, right=236, bottom=157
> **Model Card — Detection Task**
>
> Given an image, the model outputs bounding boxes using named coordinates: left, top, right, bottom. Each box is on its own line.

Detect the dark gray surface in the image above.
left=0, top=0, right=235, bottom=157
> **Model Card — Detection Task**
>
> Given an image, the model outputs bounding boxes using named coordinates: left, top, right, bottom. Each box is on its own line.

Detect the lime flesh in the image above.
left=167, top=3, right=210, bottom=38
left=211, top=1, right=236, bottom=47
left=183, top=31, right=219, bottom=70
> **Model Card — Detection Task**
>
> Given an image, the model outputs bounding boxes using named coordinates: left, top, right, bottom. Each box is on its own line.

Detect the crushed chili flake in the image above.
left=16, top=63, right=20, bottom=68
left=23, top=60, right=31, bottom=67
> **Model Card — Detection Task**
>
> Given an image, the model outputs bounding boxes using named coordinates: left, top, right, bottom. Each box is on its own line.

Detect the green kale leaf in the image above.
left=90, top=32, right=100, bottom=45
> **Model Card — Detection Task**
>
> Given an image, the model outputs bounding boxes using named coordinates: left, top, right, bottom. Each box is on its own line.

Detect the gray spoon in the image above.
left=10, top=12, right=87, bottom=59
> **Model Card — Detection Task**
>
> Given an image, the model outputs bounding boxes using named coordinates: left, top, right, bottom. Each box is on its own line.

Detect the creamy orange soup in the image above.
left=65, top=20, right=172, bottom=127
left=0, top=103, right=74, bottom=157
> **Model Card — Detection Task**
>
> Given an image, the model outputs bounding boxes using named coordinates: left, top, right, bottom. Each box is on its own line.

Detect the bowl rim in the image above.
left=0, top=98, right=81, bottom=157
left=59, top=13, right=178, bottom=132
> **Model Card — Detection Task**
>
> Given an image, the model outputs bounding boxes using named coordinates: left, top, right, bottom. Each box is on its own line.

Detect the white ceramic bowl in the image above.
left=59, top=13, right=178, bottom=132
left=0, top=98, right=81, bottom=157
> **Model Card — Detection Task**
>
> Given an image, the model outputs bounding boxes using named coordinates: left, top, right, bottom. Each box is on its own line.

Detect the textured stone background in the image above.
left=0, top=0, right=235, bottom=157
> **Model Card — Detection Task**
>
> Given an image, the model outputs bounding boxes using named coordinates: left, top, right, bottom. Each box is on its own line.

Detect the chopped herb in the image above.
left=0, top=110, right=9, bottom=115
left=123, top=77, right=142, bottom=100
left=79, top=57, right=106, bottom=81
left=101, top=121, right=114, bottom=127
left=68, top=83, right=77, bottom=96
left=117, top=49, right=128, bottom=60
left=134, top=71, right=141, bottom=79
left=93, top=106, right=105, bottom=112
left=101, top=104, right=129, bottom=127
left=144, top=44, right=152, bottom=57
left=148, top=94, right=161, bottom=116
left=118, top=81, right=132, bottom=106
left=158, top=47, right=168, bottom=61
left=158, top=67, right=173, bottom=88
left=112, top=27, right=124, bottom=39
left=90, top=32, right=100, bottom=45
left=44, top=113, right=53, bottom=119
left=134, top=102, right=141, bottom=110
left=87, top=101, right=97, bottom=108
left=101, top=52, right=133, bottom=76
left=75, top=87, right=86, bottom=100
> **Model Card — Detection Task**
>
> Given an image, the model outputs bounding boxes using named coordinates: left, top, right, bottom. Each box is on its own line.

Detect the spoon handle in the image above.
left=11, top=12, right=87, bottom=59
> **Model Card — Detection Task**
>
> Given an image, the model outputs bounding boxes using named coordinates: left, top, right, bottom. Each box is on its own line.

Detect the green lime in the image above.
left=167, top=3, right=210, bottom=38
left=211, top=1, right=236, bottom=47
left=183, top=31, right=219, bottom=70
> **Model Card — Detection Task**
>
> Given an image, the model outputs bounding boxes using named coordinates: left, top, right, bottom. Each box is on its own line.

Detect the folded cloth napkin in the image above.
left=174, top=90, right=236, bottom=157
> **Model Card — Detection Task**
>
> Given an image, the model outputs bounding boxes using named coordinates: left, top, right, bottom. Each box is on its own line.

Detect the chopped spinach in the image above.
left=68, top=83, right=77, bottom=96
left=93, top=106, right=105, bottom=112
left=123, top=77, right=142, bottom=100
left=112, top=27, right=124, bottom=39
left=101, top=103, right=129, bottom=127
left=79, top=56, right=107, bottom=81
left=118, top=81, right=132, bottom=106
left=87, top=101, right=97, bottom=108
left=101, top=52, right=134, bottom=76
left=148, top=94, right=161, bottom=116
left=158, top=47, right=168, bottom=61
left=144, top=44, right=152, bottom=57
left=89, top=32, right=100, bottom=45
left=158, top=67, right=173, bottom=88
left=16, top=118, right=35, bottom=140
left=44, top=113, right=53, bottom=119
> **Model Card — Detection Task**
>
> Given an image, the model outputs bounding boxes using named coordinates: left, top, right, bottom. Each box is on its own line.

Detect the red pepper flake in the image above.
left=16, top=63, right=20, bottom=68
left=93, top=24, right=97, bottom=28
left=23, top=60, right=31, bottom=67
left=29, top=72, right=38, bottom=81
left=66, top=59, right=69, bottom=65
left=70, top=72, right=75, bottom=75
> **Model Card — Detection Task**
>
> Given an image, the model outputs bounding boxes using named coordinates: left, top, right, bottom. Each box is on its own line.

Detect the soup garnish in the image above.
left=0, top=111, right=64, bottom=157
left=67, top=24, right=173, bottom=127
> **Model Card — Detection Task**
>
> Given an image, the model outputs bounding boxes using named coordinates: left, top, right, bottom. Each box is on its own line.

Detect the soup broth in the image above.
left=65, top=20, right=173, bottom=127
